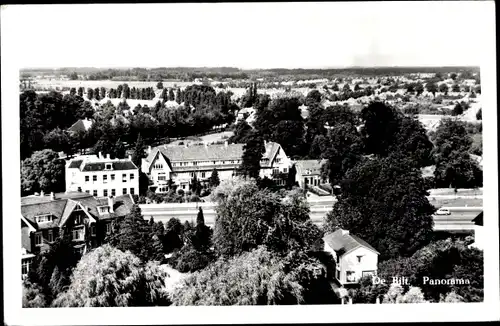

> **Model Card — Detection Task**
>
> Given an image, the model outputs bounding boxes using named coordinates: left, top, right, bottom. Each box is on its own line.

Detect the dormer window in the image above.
left=99, top=206, right=109, bottom=214
left=105, top=163, right=113, bottom=170
left=36, top=214, right=52, bottom=224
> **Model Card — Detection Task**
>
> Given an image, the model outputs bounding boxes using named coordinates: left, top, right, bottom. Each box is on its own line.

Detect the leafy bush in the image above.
left=22, top=281, right=48, bottom=308
left=173, top=247, right=215, bottom=273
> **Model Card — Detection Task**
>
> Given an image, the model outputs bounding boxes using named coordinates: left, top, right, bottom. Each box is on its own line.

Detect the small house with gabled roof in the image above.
left=323, top=229, right=379, bottom=285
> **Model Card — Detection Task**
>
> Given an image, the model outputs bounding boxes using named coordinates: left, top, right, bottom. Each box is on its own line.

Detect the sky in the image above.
left=1, top=2, right=494, bottom=69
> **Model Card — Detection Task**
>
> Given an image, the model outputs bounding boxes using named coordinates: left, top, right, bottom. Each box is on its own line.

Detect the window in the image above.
left=106, top=223, right=112, bottom=235
left=193, top=161, right=198, bottom=166
left=130, top=188, right=135, bottom=195
left=123, top=188, right=127, bottom=195
left=77, top=187, right=82, bottom=192
left=91, top=225, right=96, bottom=236
left=190, top=172, right=195, bottom=177
left=99, top=206, right=109, bottom=214
left=111, top=174, right=115, bottom=181
left=357, top=255, right=364, bottom=263
left=93, top=175, right=97, bottom=182
left=201, top=172, right=206, bottom=178
left=85, top=176, right=90, bottom=182
left=74, top=215, right=83, bottom=224
left=284, top=168, right=288, bottom=173
left=122, top=174, right=127, bottom=182
left=346, top=271, right=356, bottom=282
left=72, top=228, right=84, bottom=241
left=158, top=175, right=166, bottom=181
left=111, top=189, right=116, bottom=196
left=103, top=175, right=108, bottom=183
left=273, top=168, right=279, bottom=175
left=35, top=233, right=42, bottom=246
left=36, top=214, right=51, bottom=223
left=85, top=190, right=90, bottom=194
left=130, top=173, right=135, bottom=180
left=22, top=260, right=30, bottom=277
left=93, top=190, right=98, bottom=197
left=105, top=163, right=112, bottom=170
left=362, top=271, right=376, bottom=278
left=47, top=230, right=53, bottom=243
left=103, top=189, right=108, bottom=197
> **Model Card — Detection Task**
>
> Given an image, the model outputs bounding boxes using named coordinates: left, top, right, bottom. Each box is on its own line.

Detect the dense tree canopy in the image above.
left=325, top=156, right=435, bottom=260
left=21, top=149, right=65, bottom=196
left=211, top=179, right=322, bottom=258
left=378, top=239, right=483, bottom=302
left=51, top=245, right=170, bottom=307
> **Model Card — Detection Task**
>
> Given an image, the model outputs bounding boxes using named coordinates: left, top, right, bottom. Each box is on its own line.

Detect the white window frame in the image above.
left=35, top=232, right=42, bottom=246
left=130, top=173, right=135, bottom=180
left=85, top=175, right=90, bottom=183
left=93, top=190, right=98, bottom=197
left=22, top=260, right=30, bottom=277
left=123, top=188, right=127, bottom=195
left=47, top=230, right=54, bottom=243
left=72, top=228, right=84, bottom=241
left=105, top=163, right=112, bottom=170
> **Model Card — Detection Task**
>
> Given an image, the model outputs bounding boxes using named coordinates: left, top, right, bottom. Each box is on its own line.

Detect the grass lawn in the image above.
left=428, top=197, right=483, bottom=208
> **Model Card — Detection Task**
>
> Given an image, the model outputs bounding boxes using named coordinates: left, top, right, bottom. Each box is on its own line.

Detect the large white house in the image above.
left=141, top=141, right=291, bottom=193
left=323, top=229, right=379, bottom=285
left=66, top=153, right=139, bottom=197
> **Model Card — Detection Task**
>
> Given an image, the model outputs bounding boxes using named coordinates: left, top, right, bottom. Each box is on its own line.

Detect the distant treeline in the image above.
left=21, top=66, right=479, bottom=82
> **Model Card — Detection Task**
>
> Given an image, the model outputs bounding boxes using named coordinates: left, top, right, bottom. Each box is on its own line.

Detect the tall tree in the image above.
left=156, top=81, right=163, bottom=89
left=240, top=131, right=265, bottom=179
left=286, top=164, right=297, bottom=189
left=169, top=88, right=175, bottom=101
left=51, top=245, right=170, bottom=307
left=209, top=168, right=220, bottom=188
left=325, top=156, right=435, bottom=261
left=21, top=149, right=66, bottom=196
left=131, top=134, right=146, bottom=168
left=87, top=88, right=94, bottom=100
left=77, top=87, right=84, bottom=97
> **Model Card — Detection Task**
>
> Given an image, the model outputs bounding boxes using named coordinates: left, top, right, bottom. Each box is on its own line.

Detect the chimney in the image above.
left=40, top=190, right=44, bottom=197
left=98, top=151, right=102, bottom=159
left=204, top=142, right=208, bottom=148
left=148, top=146, right=152, bottom=154
left=341, top=229, right=349, bottom=236
left=184, top=143, right=188, bottom=148
left=50, top=192, right=55, bottom=200
left=224, top=141, right=228, bottom=148
left=106, top=153, right=110, bottom=160
left=264, top=140, right=267, bottom=147
left=128, top=155, right=132, bottom=161
left=108, top=196, right=114, bottom=213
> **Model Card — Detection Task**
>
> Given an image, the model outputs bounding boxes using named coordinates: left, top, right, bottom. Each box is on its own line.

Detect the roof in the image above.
left=145, top=141, right=282, bottom=169
left=81, top=161, right=137, bottom=172
left=295, top=159, right=327, bottom=175
left=472, top=211, right=483, bottom=226
left=21, top=193, right=135, bottom=230
left=67, top=119, right=93, bottom=133
left=323, top=229, right=379, bottom=256
left=67, top=156, right=138, bottom=172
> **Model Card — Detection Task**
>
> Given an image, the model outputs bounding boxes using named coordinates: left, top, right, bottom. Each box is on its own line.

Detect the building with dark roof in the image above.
left=65, top=153, right=139, bottom=198
left=323, top=229, right=379, bottom=286
left=21, top=191, right=135, bottom=279
left=67, top=118, right=93, bottom=134
left=141, top=141, right=291, bottom=193
left=295, top=159, right=329, bottom=189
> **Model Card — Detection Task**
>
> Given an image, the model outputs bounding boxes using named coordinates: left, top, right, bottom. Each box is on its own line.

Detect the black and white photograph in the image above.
left=2, top=1, right=499, bottom=324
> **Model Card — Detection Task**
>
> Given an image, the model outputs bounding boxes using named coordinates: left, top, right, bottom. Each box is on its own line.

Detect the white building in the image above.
left=323, top=229, right=379, bottom=285
left=141, top=141, right=291, bottom=193
left=66, top=153, right=139, bottom=197
left=295, top=159, right=329, bottom=189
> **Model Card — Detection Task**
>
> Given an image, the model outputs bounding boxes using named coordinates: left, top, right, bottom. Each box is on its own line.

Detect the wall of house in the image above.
left=473, top=225, right=484, bottom=250
left=149, top=154, right=172, bottom=186
left=21, top=222, right=32, bottom=253
left=66, top=168, right=139, bottom=197
left=339, top=247, right=378, bottom=284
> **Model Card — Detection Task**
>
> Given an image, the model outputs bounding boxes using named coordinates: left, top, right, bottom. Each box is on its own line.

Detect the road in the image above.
left=140, top=198, right=482, bottom=233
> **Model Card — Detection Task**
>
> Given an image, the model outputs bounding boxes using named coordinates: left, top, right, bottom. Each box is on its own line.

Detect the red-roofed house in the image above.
left=20, top=191, right=135, bottom=279
left=323, top=229, right=379, bottom=285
